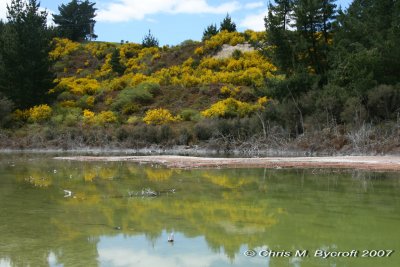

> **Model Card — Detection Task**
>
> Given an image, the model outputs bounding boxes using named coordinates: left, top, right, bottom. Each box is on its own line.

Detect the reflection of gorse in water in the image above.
left=1, top=155, right=400, bottom=267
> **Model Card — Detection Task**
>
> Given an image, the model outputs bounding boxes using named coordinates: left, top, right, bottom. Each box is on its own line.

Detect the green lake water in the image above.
left=0, top=153, right=399, bottom=267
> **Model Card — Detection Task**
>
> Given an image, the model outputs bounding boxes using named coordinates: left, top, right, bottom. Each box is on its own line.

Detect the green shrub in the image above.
left=76, top=95, right=93, bottom=109
left=158, top=125, right=172, bottom=142
left=341, top=97, right=368, bottom=126
left=180, top=109, right=200, bottom=121
left=57, top=91, right=76, bottom=101
left=0, top=96, right=14, bottom=127
left=194, top=120, right=214, bottom=140
left=367, top=84, right=400, bottom=121
left=112, top=82, right=160, bottom=111
left=122, top=103, right=140, bottom=115
left=232, top=49, right=243, bottom=60
left=131, top=83, right=156, bottom=103
left=64, top=112, right=80, bottom=126
left=51, top=114, right=64, bottom=125
left=178, top=128, right=192, bottom=145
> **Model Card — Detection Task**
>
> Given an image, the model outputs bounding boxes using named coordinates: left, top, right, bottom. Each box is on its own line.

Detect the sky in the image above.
left=0, top=0, right=352, bottom=45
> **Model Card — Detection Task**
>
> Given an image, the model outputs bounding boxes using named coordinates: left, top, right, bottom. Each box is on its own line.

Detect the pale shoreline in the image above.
left=55, top=155, right=400, bottom=171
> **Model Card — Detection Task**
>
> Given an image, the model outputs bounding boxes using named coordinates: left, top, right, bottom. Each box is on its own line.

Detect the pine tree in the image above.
left=264, top=1, right=295, bottom=74
left=202, top=24, right=218, bottom=41
left=330, top=0, right=400, bottom=91
left=292, top=0, right=336, bottom=76
left=110, top=48, right=126, bottom=75
left=220, top=14, right=236, bottom=32
left=0, top=0, right=53, bottom=108
left=142, top=30, right=159, bottom=48
left=53, top=0, right=97, bottom=42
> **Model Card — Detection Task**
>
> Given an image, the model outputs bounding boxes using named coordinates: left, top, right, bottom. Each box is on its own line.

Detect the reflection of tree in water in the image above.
left=0, top=156, right=399, bottom=266
left=351, top=170, right=375, bottom=193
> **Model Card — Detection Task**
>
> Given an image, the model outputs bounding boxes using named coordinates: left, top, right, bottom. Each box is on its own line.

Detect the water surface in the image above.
left=0, top=153, right=399, bottom=267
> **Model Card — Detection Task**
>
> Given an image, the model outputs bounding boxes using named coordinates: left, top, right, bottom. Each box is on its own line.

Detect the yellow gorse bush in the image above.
left=201, top=97, right=269, bottom=118
left=151, top=50, right=277, bottom=88
left=243, top=30, right=265, bottom=43
left=97, top=111, right=117, bottom=124
left=28, top=104, right=53, bottom=122
left=83, top=109, right=95, bottom=124
left=143, top=108, right=180, bottom=125
left=13, top=109, right=30, bottom=121
left=83, top=110, right=117, bottom=125
left=119, top=43, right=142, bottom=60
left=54, top=77, right=100, bottom=95
left=49, top=38, right=80, bottom=60
left=85, top=42, right=116, bottom=59
left=203, top=30, right=246, bottom=53
left=94, top=53, right=113, bottom=79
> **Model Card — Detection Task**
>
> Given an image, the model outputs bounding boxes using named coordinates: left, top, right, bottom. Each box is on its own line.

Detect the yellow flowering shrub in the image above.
left=148, top=48, right=277, bottom=88
left=201, top=97, right=268, bottom=118
left=220, top=85, right=240, bottom=97
left=97, top=111, right=117, bottom=124
left=127, top=115, right=140, bottom=124
left=194, top=46, right=204, bottom=55
left=13, top=109, right=30, bottom=121
left=143, top=108, right=179, bottom=125
left=28, top=104, right=52, bottom=122
left=108, top=74, right=134, bottom=91
left=119, top=43, right=141, bottom=60
left=83, top=109, right=95, bottom=124
left=86, top=96, right=95, bottom=107
left=54, top=77, right=100, bottom=95
left=238, top=67, right=264, bottom=87
left=199, top=57, right=224, bottom=70
left=202, top=31, right=246, bottom=53
left=179, top=73, right=201, bottom=87
left=94, top=53, right=113, bottom=79
left=49, top=38, right=80, bottom=60
left=182, top=57, right=195, bottom=67
left=244, top=30, right=265, bottom=43
left=257, top=96, right=268, bottom=106
left=83, top=110, right=117, bottom=125
left=125, top=46, right=161, bottom=73
left=85, top=42, right=116, bottom=59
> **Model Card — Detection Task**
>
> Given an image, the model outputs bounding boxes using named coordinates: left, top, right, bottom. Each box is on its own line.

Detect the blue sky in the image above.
left=1, top=0, right=352, bottom=45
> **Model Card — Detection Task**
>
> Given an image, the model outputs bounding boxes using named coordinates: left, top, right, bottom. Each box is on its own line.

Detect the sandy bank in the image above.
left=55, top=155, right=400, bottom=171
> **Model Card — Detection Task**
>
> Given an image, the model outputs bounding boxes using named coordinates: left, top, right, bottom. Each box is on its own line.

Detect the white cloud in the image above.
left=98, top=248, right=228, bottom=267
left=0, top=0, right=10, bottom=21
left=239, top=8, right=268, bottom=31
left=0, top=259, right=11, bottom=267
left=97, top=0, right=241, bottom=22
left=40, top=7, right=56, bottom=27
left=244, top=1, right=264, bottom=10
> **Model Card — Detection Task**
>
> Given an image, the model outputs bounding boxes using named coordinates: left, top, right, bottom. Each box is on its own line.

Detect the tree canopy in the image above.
left=142, top=30, right=159, bottom=48
left=202, top=24, right=219, bottom=41
left=0, top=0, right=53, bottom=108
left=220, top=14, right=236, bottom=32
left=53, top=0, right=97, bottom=42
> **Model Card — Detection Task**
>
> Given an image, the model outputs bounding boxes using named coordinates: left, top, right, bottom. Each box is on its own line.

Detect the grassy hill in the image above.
left=1, top=30, right=399, bottom=154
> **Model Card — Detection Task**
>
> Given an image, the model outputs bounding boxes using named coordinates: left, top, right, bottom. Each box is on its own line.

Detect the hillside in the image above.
left=1, top=28, right=399, bottom=155
left=1, top=30, right=280, bottom=151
